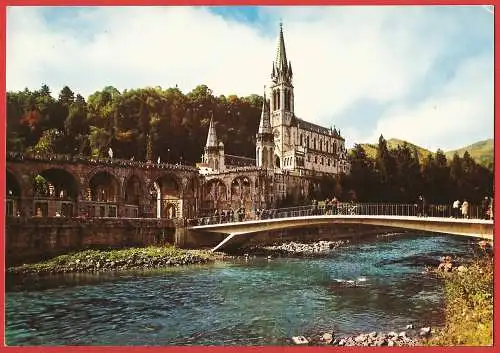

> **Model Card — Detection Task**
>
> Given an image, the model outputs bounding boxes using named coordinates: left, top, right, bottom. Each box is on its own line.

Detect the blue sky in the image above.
left=7, top=6, right=494, bottom=151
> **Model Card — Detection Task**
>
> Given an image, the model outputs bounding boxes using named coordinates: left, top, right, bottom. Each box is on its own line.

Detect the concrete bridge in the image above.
left=188, top=215, right=494, bottom=251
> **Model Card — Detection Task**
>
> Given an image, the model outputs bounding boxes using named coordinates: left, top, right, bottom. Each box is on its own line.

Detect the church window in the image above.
left=320, top=140, right=323, bottom=151
left=300, top=134, right=303, bottom=146
left=313, top=138, right=316, bottom=150
left=276, top=89, right=281, bottom=110
left=307, top=136, right=310, bottom=148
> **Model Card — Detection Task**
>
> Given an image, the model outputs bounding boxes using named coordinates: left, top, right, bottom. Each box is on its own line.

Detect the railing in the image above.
left=6, top=151, right=197, bottom=172
left=187, top=202, right=493, bottom=226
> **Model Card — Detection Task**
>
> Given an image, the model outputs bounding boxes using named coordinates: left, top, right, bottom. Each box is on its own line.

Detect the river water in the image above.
left=5, top=233, right=477, bottom=346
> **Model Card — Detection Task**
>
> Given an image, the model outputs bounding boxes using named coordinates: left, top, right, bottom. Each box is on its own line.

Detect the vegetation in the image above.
left=7, top=84, right=493, bottom=205
left=445, top=139, right=494, bottom=171
left=7, top=246, right=226, bottom=274
left=357, top=138, right=493, bottom=171
left=310, top=136, right=493, bottom=205
left=7, top=84, right=262, bottom=163
left=428, top=256, right=493, bottom=345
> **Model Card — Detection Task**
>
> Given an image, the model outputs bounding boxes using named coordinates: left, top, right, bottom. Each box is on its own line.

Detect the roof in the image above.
left=296, top=118, right=345, bottom=140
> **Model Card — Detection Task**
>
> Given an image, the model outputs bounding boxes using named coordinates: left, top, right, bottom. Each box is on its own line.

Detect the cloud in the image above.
left=6, top=6, right=493, bottom=151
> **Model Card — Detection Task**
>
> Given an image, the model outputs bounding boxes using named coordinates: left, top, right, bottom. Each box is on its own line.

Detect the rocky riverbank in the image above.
left=261, top=240, right=349, bottom=256
left=7, top=246, right=228, bottom=275
left=292, top=325, right=432, bottom=346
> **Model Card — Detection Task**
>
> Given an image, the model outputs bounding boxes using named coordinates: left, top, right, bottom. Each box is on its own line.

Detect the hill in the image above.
left=353, top=138, right=493, bottom=170
left=444, top=139, right=494, bottom=170
left=356, top=138, right=433, bottom=162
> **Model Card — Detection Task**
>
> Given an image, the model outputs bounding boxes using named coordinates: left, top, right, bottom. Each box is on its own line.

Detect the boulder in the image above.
left=321, top=332, right=333, bottom=344
left=291, top=336, right=309, bottom=345
left=419, top=327, right=431, bottom=337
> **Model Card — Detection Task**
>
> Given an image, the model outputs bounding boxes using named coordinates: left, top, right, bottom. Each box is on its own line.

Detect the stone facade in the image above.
left=198, top=23, right=351, bottom=213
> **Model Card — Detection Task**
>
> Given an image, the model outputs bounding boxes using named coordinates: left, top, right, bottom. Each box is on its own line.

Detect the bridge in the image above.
left=187, top=203, right=494, bottom=251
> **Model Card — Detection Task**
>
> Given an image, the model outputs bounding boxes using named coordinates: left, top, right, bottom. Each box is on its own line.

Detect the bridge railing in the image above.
left=187, top=202, right=491, bottom=226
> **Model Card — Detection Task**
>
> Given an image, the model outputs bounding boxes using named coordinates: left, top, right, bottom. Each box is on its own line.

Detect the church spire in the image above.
left=275, top=21, right=288, bottom=72
left=205, top=116, right=217, bottom=147
left=272, top=22, right=292, bottom=83
left=258, top=87, right=271, bottom=134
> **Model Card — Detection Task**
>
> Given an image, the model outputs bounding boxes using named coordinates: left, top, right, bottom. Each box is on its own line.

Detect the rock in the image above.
left=291, top=336, right=308, bottom=345
left=354, top=334, right=366, bottom=343
left=337, top=339, right=346, bottom=346
left=368, top=331, right=378, bottom=338
left=419, top=327, right=431, bottom=337
left=388, top=331, right=398, bottom=337
left=321, top=332, right=333, bottom=344
left=405, top=324, right=414, bottom=329
left=399, top=331, right=407, bottom=338
left=388, top=340, right=395, bottom=347
left=457, top=265, right=467, bottom=272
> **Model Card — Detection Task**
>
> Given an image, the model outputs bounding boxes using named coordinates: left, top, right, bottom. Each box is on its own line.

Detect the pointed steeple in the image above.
left=275, top=21, right=288, bottom=72
left=271, top=22, right=293, bottom=84
left=205, top=116, right=217, bottom=147
left=258, top=87, right=272, bottom=134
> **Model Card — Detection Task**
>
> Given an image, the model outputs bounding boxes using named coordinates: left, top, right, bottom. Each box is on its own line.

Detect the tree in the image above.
left=58, top=86, right=75, bottom=106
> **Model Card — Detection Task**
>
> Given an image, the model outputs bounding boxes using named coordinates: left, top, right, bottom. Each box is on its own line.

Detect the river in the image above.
left=5, top=232, right=477, bottom=345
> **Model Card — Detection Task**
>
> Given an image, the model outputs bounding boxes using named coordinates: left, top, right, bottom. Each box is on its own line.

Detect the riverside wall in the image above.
left=5, top=217, right=179, bottom=266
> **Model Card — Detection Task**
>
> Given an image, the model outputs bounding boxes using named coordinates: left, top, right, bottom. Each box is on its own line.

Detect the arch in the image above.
left=150, top=174, right=181, bottom=219
left=231, top=176, right=251, bottom=202
left=164, top=203, right=177, bottom=219
left=35, top=168, right=80, bottom=199
left=89, top=171, right=120, bottom=202
left=275, top=155, right=281, bottom=168
left=6, top=170, right=21, bottom=216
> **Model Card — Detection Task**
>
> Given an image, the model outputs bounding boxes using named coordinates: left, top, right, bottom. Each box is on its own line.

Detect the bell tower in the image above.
left=270, top=22, right=294, bottom=166
left=256, top=88, right=274, bottom=169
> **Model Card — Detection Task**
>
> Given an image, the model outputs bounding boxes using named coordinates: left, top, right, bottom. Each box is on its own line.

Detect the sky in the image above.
left=6, top=6, right=494, bottom=151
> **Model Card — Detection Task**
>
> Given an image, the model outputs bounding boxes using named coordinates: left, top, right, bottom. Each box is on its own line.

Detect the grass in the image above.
left=427, top=255, right=493, bottom=346
left=8, top=246, right=225, bottom=274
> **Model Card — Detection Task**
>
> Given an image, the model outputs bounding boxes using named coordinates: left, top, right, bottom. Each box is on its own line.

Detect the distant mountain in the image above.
left=355, top=138, right=433, bottom=162
left=444, top=139, right=494, bottom=170
left=352, top=138, right=493, bottom=170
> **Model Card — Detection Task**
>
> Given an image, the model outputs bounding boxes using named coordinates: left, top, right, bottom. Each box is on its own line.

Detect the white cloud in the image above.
left=371, top=54, right=493, bottom=151
left=6, top=6, right=493, bottom=151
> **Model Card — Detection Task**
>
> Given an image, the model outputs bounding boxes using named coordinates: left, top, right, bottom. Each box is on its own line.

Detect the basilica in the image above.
left=197, top=24, right=351, bottom=214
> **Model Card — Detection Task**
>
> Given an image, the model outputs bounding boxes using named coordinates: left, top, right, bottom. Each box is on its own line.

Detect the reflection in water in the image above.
left=5, top=233, right=477, bottom=346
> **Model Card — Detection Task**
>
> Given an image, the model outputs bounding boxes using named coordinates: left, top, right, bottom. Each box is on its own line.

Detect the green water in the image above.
left=5, top=233, right=476, bottom=345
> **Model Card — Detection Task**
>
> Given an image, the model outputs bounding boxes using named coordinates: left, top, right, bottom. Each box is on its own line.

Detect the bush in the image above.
left=428, top=256, right=493, bottom=346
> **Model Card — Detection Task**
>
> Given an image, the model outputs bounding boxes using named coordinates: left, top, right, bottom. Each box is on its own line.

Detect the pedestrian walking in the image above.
left=461, top=199, right=469, bottom=219
left=452, top=199, right=460, bottom=218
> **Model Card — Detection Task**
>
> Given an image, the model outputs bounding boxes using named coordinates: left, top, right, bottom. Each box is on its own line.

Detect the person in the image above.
left=481, top=197, right=490, bottom=220
left=452, top=199, right=460, bottom=218
left=461, top=199, right=469, bottom=219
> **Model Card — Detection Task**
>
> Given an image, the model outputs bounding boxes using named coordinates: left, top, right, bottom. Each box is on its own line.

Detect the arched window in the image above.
left=276, top=89, right=281, bottom=110
left=300, top=134, right=303, bottom=146
left=313, top=138, right=316, bottom=150
left=307, top=136, right=310, bottom=148
left=320, top=140, right=323, bottom=151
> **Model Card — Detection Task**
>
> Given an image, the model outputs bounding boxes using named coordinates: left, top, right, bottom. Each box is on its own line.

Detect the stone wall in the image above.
left=6, top=217, right=177, bottom=266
